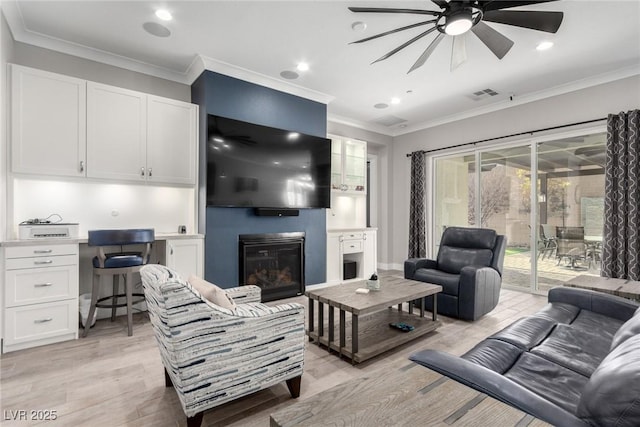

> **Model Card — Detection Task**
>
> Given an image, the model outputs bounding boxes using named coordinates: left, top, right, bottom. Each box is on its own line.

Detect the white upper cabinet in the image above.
left=87, top=82, right=147, bottom=181
left=147, top=95, right=197, bottom=185
left=330, top=136, right=367, bottom=194
left=10, top=65, right=198, bottom=186
left=11, top=65, right=87, bottom=177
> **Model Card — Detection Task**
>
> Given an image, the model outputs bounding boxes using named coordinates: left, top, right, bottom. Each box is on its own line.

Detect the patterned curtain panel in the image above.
left=408, top=151, right=427, bottom=258
left=602, top=110, right=640, bottom=280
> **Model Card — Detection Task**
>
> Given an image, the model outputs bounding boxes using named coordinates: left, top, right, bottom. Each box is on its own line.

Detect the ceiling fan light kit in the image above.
left=444, top=9, right=474, bottom=35
left=349, top=0, right=564, bottom=72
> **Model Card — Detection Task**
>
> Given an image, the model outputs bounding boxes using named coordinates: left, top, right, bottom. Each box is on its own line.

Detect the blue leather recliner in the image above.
left=405, top=226, right=506, bottom=321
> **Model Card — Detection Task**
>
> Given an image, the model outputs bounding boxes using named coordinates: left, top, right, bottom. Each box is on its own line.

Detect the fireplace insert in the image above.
left=239, top=232, right=305, bottom=302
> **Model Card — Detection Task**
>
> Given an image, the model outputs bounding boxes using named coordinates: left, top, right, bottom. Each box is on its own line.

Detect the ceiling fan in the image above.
left=349, top=1, right=564, bottom=72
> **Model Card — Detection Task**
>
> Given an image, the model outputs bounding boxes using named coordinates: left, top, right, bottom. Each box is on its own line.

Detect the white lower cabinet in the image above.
left=326, top=229, right=377, bottom=284
left=164, top=238, right=204, bottom=279
left=2, top=243, right=79, bottom=353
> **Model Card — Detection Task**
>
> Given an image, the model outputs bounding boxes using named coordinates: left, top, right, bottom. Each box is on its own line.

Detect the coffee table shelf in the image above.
left=305, top=274, right=442, bottom=363
left=308, top=308, right=441, bottom=363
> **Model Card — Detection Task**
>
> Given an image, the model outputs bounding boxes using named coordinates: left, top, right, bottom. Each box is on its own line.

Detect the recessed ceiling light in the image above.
left=280, top=70, right=299, bottom=80
left=143, top=22, right=171, bottom=37
left=352, top=21, right=367, bottom=31
left=155, top=9, right=172, bottom=21
left=374, top=103, right=389, bottom=109
left=536, top=41, right=554, bottom=51
left=391, top=97, right=401, bottom=105
left=287, top=132, right=300, bottom=140
left=296, top=62, right=309, bottom=72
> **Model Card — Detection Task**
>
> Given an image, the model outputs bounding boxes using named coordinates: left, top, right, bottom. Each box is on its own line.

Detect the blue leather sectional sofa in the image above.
left=411, top=286, right=640, bottom=427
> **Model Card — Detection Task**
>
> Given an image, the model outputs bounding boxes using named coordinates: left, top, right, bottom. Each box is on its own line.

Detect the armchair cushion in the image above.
left=188, top=274, right=237, bottom=311
left=414, top=268, right=460, bottom=295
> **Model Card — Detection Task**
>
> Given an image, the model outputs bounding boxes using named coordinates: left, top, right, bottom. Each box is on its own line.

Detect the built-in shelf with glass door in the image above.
left=330, top=136, right=367, bottom=194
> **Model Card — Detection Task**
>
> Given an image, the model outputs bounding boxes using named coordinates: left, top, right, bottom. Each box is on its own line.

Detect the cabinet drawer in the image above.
left=343, top=239, right=363, bottom=254
left=5, top=254, right=78, bottom=270
left=5, top=265, right=79, bottom=307
left=5, top=244, right=78, bottom=259
left=4, top=300, right=78, bottom=346
left=342, top=232, right=364, bottom=240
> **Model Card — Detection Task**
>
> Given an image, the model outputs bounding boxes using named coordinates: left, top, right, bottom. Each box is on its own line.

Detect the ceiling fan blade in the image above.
left=431, top=0, right=449, bottom=8
left=450, top=35, right=467, bottom=71
left=373, top=27, right=438, bottom=64
left=481, top=1, right=559, bottom=12
left=408, top=32, right=445, bottom=73
left=348, top=7, right=439, bottom=16
left=471, top=21, right=514, bottom=59
left=483, top=10, right=564, bottom=33
left=350, top=19, right=437, bottom=44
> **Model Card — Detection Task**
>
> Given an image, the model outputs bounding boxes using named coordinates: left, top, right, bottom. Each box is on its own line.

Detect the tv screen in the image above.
left=206, top=115, right=331, bottom=209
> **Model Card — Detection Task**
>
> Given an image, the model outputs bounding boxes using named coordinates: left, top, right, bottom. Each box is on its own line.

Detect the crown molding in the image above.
left=393, top=64, right=640, bottom=137
left=2, top=1, right=193, bottom=84
left=194, top=55, right=334, bottom=105
left=327, top=113, right=395, bottom=137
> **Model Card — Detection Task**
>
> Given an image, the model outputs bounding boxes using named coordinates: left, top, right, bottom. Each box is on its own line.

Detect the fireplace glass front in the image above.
left=239, top=232, right=305, bottom=302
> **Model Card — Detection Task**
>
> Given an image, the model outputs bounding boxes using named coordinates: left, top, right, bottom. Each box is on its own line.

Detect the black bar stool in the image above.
left=83, top=229, right=154, bottom=337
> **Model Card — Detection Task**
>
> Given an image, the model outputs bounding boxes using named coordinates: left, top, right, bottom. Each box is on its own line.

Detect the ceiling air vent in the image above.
left=467, top=88, right=499, bottom=101
left=372, top=115, right=407, bottom=127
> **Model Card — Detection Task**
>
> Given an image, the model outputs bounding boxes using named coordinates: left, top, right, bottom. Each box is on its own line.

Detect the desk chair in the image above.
left=83, top=229, right=155, bottom=337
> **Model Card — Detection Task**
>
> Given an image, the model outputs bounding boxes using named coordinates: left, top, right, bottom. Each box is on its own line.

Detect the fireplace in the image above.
left=239, top=232, right=305, bottom=302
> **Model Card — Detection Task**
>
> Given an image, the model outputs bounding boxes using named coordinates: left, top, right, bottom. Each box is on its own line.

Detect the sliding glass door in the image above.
left=535, top=133, right=606, bottom=292
left=433, top=154, right=475, bottom=248
left=432, top=130, right=606, bottom=294
left=479, top=146, right=532, bottom=291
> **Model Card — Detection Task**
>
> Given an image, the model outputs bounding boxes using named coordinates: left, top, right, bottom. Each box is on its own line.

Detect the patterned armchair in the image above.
left=140, top=265, right=305, bottom=427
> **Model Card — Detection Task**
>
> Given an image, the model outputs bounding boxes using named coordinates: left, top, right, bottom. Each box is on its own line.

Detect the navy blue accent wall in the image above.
left=206, top=208, right=326, bottom=287
left=192, top=70, right=327, bottom=288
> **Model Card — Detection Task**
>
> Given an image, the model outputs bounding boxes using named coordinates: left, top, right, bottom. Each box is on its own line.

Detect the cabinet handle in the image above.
left=34, top=260, right=54, bottom=265
left=141, top=167, right=146, bottom=177
left=80, top=160, right=85, bottom=172
left=33, top=249, right=53, bottom=254
left=34, top=318, right=53, bottom=324
left=170, top=245, right=174, bottom=255
left=34, top=283, right=53, bottom=287
left=148, top=167, right=153, bottom=177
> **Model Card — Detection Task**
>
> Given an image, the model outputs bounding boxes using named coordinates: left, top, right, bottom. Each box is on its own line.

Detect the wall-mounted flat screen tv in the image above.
left=206, top=115, right=331, bottom=209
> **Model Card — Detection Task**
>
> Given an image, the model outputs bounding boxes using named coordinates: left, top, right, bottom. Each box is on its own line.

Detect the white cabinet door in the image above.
left=326, top=233, right=343, bottom=284
left=165, top=238, right=204, bottom=279
left=11, top=65, right=86, bottom=177
left=363, top=230, right=377, bottom=279
left=87, top=82, right=147, bottom=181
left=147, top=96, right=197, bottom=185
left=329, top=136, right=367, bottom=194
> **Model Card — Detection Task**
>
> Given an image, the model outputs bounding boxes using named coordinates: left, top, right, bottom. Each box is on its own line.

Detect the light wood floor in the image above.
left=0, top=285, right=548, bottom=427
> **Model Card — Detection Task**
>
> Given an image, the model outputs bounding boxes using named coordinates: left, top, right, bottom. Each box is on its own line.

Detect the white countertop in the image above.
left=0, top=232, right=204, bottom=247
left=327, top=227, right=377, bottom=233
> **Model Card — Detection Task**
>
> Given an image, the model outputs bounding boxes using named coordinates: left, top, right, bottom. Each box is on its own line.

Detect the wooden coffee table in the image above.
left=305, top=274, right=442, bottom=363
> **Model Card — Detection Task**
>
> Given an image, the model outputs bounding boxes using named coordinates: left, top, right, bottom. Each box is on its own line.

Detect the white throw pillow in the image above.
left=188, top=275, right=237, bottom=311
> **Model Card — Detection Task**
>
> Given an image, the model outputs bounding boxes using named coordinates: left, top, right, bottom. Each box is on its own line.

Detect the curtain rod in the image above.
left=406, top=117, right=607, bottom=157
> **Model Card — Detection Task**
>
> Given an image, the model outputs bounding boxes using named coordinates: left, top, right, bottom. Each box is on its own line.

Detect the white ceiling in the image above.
left=3, top=0, right=640, bottom=136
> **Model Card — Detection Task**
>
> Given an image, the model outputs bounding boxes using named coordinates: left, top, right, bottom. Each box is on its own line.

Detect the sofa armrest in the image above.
left=410, top=349, right=589, bottom=427
left=225, top=285, right=262, bottom=304
left=549, top=286, right=639, bottom=322
left=404, top=258, right=437, bottom=279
